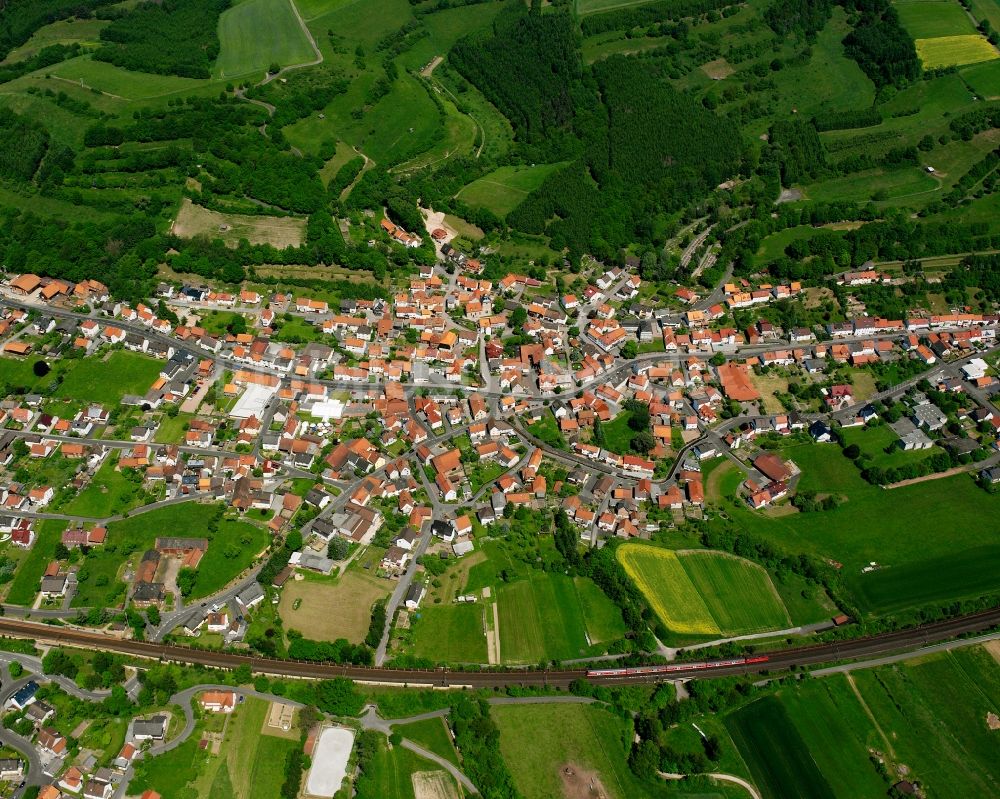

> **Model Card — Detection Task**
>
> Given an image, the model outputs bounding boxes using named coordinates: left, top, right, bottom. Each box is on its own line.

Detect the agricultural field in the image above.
left=455, top=163, right=567, bottom=217
left=916, top=34, right=1000, bottom=68
left=54, top=351, right=163, bottom=405
left=717, top=441, right=1000, bottom=615
left=215, top=0, right=317, bottom=80
left=171, top=199, right=306, bottom=249
left=496, top=572, right=626, bottom=663
left=962, top=58, right=1000, bottom=98
left=726, top=646, right=1000, bottom=798
left=895, top=0, right=977, bottom=38
left=279, top=570, right=392, bottom=644
left=617, top=544, right=791, bottom=638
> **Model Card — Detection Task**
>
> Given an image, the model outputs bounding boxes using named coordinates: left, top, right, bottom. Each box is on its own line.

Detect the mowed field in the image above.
left=456, top=163, right=567, bottom=216
left=215, top=0, right=317, bottom=79
left=727, top=647, right=1000, bottom=798
left=916, top=34, right=1000, bottom=68
left=410, top=602, right=488, bottom=664
left=496, top=573, right=626, bottom=663
left=55, top=351, right=163, bottom=405
left=895, top=0, right=977, bottom=38
left=172, top=199, right=307, bottom=249
left=279, top=571, right=392, bottom=643
left=616, top=544, right=790, bottom=637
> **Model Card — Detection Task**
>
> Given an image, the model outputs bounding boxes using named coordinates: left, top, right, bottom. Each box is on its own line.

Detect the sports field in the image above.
left=172, top=199, right=306, bottom=249
left=279, top=571, right=391, bottom=644
left=215, top=0, right=317, bottom=79
left=916, top=34, right=999, bottom=68
left=496, top=573, right=625, bottom=662
left=456, top=163, right=567, bottom=216
left=616, top=544, right=790, bottom=637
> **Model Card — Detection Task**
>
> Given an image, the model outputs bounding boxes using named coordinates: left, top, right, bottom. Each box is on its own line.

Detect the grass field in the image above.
left=497, top=572, right=625, bottom=662
left=896, top=0, right=977, bottom=38
left=494, top=703, right=658, bottom=799
left=0, top=356, right=64, bottom=393
left=215, top=0, right=316, bottom=79
left=962, top=58, right=1000, bottom=97
left=617, top=544, right=790, bottom=637
left=355, top=733, right=456, bottom=799
left=455, top=163, right=567, bottom=216
left=172, top=199, right=306, bottom=248
left=55, top=351, right=162, bottom=405
left=726, top=696, right=836, bottom=799
left=916, top=34, right=1000, bottom=68
left=968, top=0, right=1000, bottom=31
left=61, top=453, right=142, bottom=518
left=394, top=717, right=460, bottom=766
left=45, top=55, right=213, bottom=102
left=839, top=423, right=944, bottom=470
left=279, top=571, right=391, bottom=644
left=2, top=18, right=108, bottom=64
left=717, top=441, right=1000, bottom=615
left=410, top=603, right=488, bottom=663
left=5, top=520, right=66, bottom=605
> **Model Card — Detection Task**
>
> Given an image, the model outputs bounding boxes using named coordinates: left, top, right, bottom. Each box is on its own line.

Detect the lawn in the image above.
left=0, top=355, right=65, bottom=393
left=497, top=572, right=625, bottom=663
left=916, top=34, right=1000, bottom=68
left=61, top=453, right=143, bottom=518
left=717, top=441, right=1000, bottom=615
left=279, top=570, right=392, bottom=643
left=839, top=423, right=944, bottom=470
left=600, top=410, right=645, bottom=455
left=896, top=0, right=978, bottom=38
left=456, top=163, right=568, bottom=217
left=725, top=696, right=836, bottom=799
left=71, top=503, right=267, bottom=607
left=410, top=603, right=488, bottom=663
left=55, top=351, right=162, bottom=405
left=493, top=703, right=657, bottom=799
left=617, top=544, right=791, bottom=638
left=394, top=717, right=460, bottom=765
left=154, top=412, right=195, bottom=444
left=5, top=520, right=66, bottom=605
left=215, top=0, right=316, bottom=79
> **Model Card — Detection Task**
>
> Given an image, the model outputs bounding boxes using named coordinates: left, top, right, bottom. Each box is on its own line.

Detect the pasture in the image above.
left=172, top=199, right=306, bottom=249
left=55, top=351, right=163, bottom=405
left=496, top=572, right=625, bottom=662
left=493, top=703, right=655, bottom=799
left=895, top=0, right=977, bottom=38
left=962, top=58, right=1000, bottom=97
left=215, top=0, right=317, bottom=79
left=617, top=544, right=791, bottom=637
left=916, top=34, right=999, bottom=68
left=456, top=163, right=567, bottom=217
left=279, top=570, right=391, bottom=643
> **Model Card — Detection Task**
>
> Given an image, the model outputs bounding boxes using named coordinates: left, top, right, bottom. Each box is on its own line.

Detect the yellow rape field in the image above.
left=916, top=35, right=1000, bottom=69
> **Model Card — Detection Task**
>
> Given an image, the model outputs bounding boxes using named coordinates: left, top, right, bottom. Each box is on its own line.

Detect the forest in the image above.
left=94, top=0, right=231, bottom=79
left=0, top=0, right=116, bottom=61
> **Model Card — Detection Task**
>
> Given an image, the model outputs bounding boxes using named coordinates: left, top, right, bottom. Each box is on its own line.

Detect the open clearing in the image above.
left=279, top=571, right=391, bottom=643
left=171, top=199, right=306, bottom=248
left=216, top=0, right=317, bottom=79
left=916, top=34, right=1000, bottom=68
left=617, top=544, right=791, bottom=637
left=456, top=163, right=567, bottom=216
left=493, top=702, right=656, bottom=799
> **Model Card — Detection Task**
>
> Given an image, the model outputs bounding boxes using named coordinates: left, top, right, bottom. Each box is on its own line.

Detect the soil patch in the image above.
left=171, top=198, right=305, bottom=249
left=702, top=58, right=733, bottom=79
left=412, top=770, right=461, bottom=799
left=559, top=762, right=610, bottom=799
left=983, top=638, right=1000, bottom=666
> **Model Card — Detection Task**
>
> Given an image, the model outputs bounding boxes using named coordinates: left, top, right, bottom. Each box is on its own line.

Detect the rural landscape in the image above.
left=0, top=0, right=998, bottom=796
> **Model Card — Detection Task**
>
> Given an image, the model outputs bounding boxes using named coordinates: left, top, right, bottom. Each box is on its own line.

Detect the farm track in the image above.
left=3, top=608, right=1000, bottom=687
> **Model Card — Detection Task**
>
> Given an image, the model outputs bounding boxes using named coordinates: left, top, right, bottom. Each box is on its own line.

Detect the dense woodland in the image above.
left=94, top=0, right=231, bottom=79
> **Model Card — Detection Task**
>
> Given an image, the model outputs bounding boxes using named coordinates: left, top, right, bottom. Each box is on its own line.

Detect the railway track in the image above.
left=2, top=608, right=999, bottom=688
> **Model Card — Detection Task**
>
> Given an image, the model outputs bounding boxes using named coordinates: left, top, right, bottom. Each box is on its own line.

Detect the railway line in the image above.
left=2, top=607, right=999, bottom=688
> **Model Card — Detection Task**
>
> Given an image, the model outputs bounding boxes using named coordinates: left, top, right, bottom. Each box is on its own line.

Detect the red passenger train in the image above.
left=586, top=655, right=769, bottom=678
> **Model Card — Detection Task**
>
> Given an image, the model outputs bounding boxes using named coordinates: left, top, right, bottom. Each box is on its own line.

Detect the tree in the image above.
left=327, top=537, right=350, bottom=560
left=593, top=416, right=606, bottom=447
left=233, top=664, right=252, bottom=684
left=285, top=530, right=303, bottom=551
left=177, top=567, right=197, bottom=596
left=843, top=444, right=861, bottom=459
left=146, top=606, right=160, bottom=626
left=621, top=340, right=638, bottom=359
left=630, top=431, right=655, bottom=454
left=510, top=306, right=527, bottom=329
left=32, top=360, right=50, bottom=377
left=316, top=678, right=363, bottom=716
left=8, top=661, right=22, bottom=678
